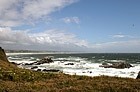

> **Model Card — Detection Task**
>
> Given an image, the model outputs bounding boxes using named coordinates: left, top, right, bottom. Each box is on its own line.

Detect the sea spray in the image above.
left=6, top=53, right=140, bottom=79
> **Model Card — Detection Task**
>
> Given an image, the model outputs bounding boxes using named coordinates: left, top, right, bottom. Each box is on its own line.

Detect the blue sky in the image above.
left=0, top=0, right=140, bottom=52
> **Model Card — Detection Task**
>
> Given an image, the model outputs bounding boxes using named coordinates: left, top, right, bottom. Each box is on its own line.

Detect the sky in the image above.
left=0, top=0, right=140, bottom=53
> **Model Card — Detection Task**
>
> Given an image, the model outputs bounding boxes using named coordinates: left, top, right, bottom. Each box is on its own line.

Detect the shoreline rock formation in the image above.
left=36, top=56, right=54, bottom=65
left=24, top=56, right=54, bottom=65
left=136, top=71, right=140, bottom=79
left=42, top=69, right=60, bottom=72
left=99, top=62, right=133, bottom=69
left=0, top=47, right=8, bottom=62
left=1, top=47, right=140, bottom=79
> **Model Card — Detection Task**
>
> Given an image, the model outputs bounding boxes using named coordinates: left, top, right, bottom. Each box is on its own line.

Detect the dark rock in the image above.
left=35, top=56, right=54, bottom=65
left=25, top=63, right=34, bottom=65
left=42, top=69, right=60, bottom=72
left=99, top=62, right=133, bottom=69
left=115, top=62, right=133, bottom=68
left=11, top=62, right=16, bottom=64
left=87, top=71, right=92, bottom=73
left=31, top=66, right=38, bottom=69
left=65, top=63, right=74, bottom=65
left=37, top=69, right=42, bottom=71
left=31, top=61, right=37, bottom=64
left=102, top=62, right=109, bottom=65
left=99, top=64, right=113, bottom=68
left=24, top=57, right=53, bottom=65
left=136, top=71, right=140, bottom=79
left=11, top=62, right=20, bottom=65
left=35, top=62, right=42, bottom=65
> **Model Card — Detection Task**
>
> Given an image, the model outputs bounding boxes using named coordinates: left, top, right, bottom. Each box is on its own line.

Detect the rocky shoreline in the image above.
left=11, top=56, right=62, bottom=73
left=99, top=62, right=133, bottom=69
left=10, top=55, right=139, bottom=79
left=2, top=47, right=140, bottom=79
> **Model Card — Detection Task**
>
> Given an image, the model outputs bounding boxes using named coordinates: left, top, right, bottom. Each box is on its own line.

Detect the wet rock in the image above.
left=25, top=63, right=35, bottom=65
left=87, top=71, right=92, bottom=73
left=115, top=62, right=133, bottom=68
left=65, top=63, right=74, bottom=65
left=102, top=62, right=109, bottom=65
left=36, top=56, right=54, bottom=65
left=136, top=71, right=140, bottom=79
left=31, top=66, right=38, bottom=69
left=11, top=62, right=20, bottom=65
left=37, top=69, right=42, bottom=71
left=42, top=69, right=60, bottom=72
left=11, top=62, right=16, bottom=65
left=89, top=71, right=92, bottom=73
left=99, top=64, right=113, bottom=68
left=99, top=62, right=133, bottom=69
left=24, top=56, right=53, bottom=65
left=35, top=62, right=42, bottom=65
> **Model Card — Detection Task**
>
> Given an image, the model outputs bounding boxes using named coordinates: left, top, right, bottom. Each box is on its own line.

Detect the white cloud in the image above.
left=0, top=0, right=78, bottom=27
left=0, top=0, right=139, bottom=53
left=61, top=17, right=80, bottom=24
left=1, top=27, right=140, bottom=52
left=112, top=35, right=126, bottom=38
left=72, top=17, right=80, bottom=24
left=0, top=0, right=87, bottom=51
left=0, top=27, right=88, bottom=51
left=111, top=35, right=136, bottom=38
left=61, top=17, right=71, bottom=24
left=90, top=40, right=140, bottom=53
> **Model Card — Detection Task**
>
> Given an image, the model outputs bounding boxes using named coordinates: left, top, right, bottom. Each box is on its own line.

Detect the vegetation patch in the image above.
left=1, top=48, right=140, bottom=91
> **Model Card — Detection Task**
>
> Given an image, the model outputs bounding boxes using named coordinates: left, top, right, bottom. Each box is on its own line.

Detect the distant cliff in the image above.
left=0, top=47, right=8, bottom=62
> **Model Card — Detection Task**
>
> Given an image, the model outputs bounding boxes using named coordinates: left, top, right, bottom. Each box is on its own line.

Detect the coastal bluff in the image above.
left=0, top=47, right=8, bottom=62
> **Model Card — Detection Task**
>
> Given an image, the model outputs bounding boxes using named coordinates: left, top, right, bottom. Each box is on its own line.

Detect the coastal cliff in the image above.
left=0, top=47, right=8, bottom=62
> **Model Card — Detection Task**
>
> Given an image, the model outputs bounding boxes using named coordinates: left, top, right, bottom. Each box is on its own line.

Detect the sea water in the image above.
left=6, top=53, right=140, bottom=79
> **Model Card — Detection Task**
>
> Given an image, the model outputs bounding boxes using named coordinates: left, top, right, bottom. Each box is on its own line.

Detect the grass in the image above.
left=1, top=59, right=140, bottom=92
left=1, top=48, right=140, bottom=91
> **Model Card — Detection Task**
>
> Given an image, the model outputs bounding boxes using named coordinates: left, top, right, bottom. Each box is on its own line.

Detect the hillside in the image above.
left=0, top=47, right=8, bottom=62
left=0, top=47, right=140, bottom=92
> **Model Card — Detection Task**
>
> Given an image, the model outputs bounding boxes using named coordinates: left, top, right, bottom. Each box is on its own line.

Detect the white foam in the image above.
left=61, top=63, right=140, bottom=79
left=8, top=60, right=36, bottom=64
left=8, top=57, right=22, bottom=60
left=108, top=60, right=125, bottom=62
left=7, top=55, right=140, bottom=79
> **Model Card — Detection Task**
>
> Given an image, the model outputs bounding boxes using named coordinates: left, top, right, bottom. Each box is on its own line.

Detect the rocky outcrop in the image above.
left=136, top=71, right=140, bottom=79
left=99, top=62, right=133, bottom=69
left=42, top=69, right=60, bottom=72
left=0, top=47, right=8, bottom=62
left=11, top=62, right=20, bottom=65
left=35, top=56, right=54, bottom=65
left=65, top=63, right=74, bottom=65
left=102, top=62, right=108, bottom=65
left=24, top=56, right=54, bottom=65
left=31, top=66, right=38, bottom=69
left=37, top=69, right=42, bottom=71
left=25, top=62, right=36, bottom=65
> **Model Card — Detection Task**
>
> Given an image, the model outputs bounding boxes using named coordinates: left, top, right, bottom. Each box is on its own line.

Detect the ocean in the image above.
left=6, top=53, right=140, bottom=79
